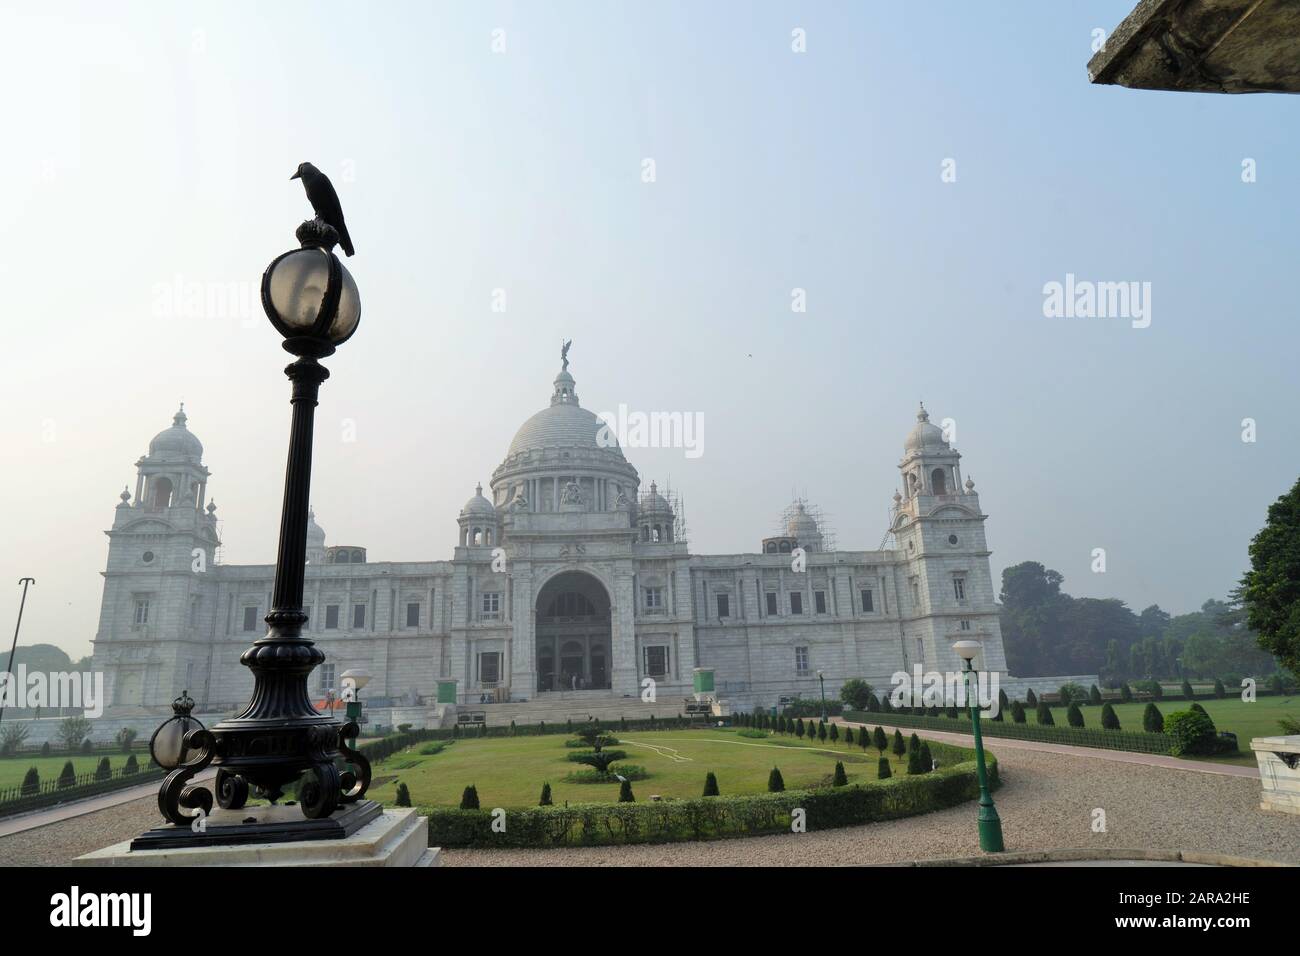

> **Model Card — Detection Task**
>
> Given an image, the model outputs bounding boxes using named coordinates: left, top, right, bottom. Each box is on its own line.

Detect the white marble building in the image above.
left=91, top=357, right=1021, bottom=719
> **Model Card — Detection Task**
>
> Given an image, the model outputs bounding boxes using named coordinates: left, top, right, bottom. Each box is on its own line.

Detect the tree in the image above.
left=877, top=756, right=892, bottom=779
left=1067, top=703, right=1085, bottom=728
left=873, top=726, right=887, bottom=754
left=0, top=722, right=29, bottom=756
left=703, top=771, right=719, bottom=796
left=1166, top=710, right=1217, bottom=756
left=57, top=760, right=76, bottom=789
left=1181, top=678, right=1195, bottom=700
left=891, top=730, right=906, bottom=759
left=908, top=732, right=920, bottom=754
left=1011, top=701, right=1026, bottom=723
left=1120, top=682, right=1133, bottom=702
left=40, top=741, right=50, bottom=757
left=58, top=716, right=92, bottom=752
left=539, top=782, right=553, bottom=806
left=996, top=689, right=1010, bottom=722
left=1143, top=702, right=1164, bottom=733
left=21, top=766, right=39, bottom=795
left=1214, top=678, right=1226, bottom=699
left=906, top=749, right=924, bottom=775
left=395, top=782, right=412, bottom=807
left=1036, top=702, right=1054, bottom=726
left=1089, top=685, right=1103, bottom=706
left=1101, top=703, right=1120, bottom=730
left=124, top=754, right=139, bottom=775
left=94, top=756, right=111, bottom=781
left=839, top=678, right=874, bottom=711
left=1025, top=688, right=1037, bottom=708
left=767, top=767, right=785, bottom=792
left=817, top=722, right=827, bottom=743
left=832, top=761, right=848, bottom=787
left=460, top=785, right=480, bottom=810
left=829, top=723, right=840, bottom=744
left=796, top=718, right=805, bottom=739
left=919, top=742, right=933, bottom=771
left=618, top=779, right=635, bottom=802
left=1241, top=475, right=1300, bottom=674
left=115, top=727, right=138, bottom=753
left=843, top=726, right=853, bottom=746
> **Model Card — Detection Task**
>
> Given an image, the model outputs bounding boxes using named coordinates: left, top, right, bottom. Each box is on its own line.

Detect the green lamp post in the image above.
left=816, top=669, right=827, bottom=722
left=952, top=640, right=1004, bottom=853
left=340, top=668, right=372, bottom=752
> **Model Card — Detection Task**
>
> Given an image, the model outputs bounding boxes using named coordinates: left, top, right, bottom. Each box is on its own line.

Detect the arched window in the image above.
left=472, top=528, right=482, bottom=546
left=543, top=592, right=597, bottom=618
left=484, top=528, right=493, bottom=545
left=779, top=541, right=791, bottom=553
left=150, top=477, right=173, bottom=510
left=931, top=468, right=947, bottom=495
left=652, top=525, right=661, bottom=542
left=765, top=541, right=778, bottom=554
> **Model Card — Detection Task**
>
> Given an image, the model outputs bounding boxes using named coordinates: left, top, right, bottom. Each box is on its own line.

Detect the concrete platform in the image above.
left=77, top=807, right=440, bottom=867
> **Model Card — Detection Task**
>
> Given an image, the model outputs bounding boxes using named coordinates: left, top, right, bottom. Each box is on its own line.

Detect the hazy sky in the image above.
left=3, top=1, right=1297, bottom=660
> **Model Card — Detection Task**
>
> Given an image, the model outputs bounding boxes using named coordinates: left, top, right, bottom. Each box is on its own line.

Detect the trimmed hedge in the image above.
left=423, top=747, right=998, bottom=848
left=844, top=708, right=1173, bottom=755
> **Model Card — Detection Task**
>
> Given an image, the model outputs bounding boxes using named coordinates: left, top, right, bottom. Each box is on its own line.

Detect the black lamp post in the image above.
left=154, top=217, right=370, bottom=829
left=817, top=669, right=827, bottom=722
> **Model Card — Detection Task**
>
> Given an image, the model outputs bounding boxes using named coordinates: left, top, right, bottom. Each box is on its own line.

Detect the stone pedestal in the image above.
left=1251, top=734, right=1300, bottom=815
left=77, top=807, right=440, bottom=867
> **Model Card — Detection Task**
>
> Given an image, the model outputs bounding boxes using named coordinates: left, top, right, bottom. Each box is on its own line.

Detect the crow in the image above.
left=290, top=162, right=355, bottom=256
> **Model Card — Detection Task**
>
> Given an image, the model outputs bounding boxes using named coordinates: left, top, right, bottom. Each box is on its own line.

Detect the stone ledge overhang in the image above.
left=1088, top=0, right=1300, bottom=93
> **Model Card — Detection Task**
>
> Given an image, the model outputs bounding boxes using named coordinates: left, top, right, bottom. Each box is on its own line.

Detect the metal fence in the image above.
left=0, top=762, right=162, bottom=809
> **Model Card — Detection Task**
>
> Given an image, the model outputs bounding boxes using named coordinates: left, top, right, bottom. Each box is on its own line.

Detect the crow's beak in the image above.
left=290, top=171, right=301, bottom=180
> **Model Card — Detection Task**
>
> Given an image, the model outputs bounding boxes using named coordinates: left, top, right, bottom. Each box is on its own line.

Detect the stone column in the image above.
left=509, top=563, right=535, bottom=698
left=610, top=561, right=638, bottom=696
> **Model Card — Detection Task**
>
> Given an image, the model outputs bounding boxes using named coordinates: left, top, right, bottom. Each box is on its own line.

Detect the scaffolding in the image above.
left=639, top=479, right=689, bottom=545
left=775, top=496, right=836, bottom=553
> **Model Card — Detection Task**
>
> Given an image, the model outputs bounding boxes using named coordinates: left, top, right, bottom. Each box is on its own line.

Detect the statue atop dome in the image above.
left=561, top=338, right=572, bottom=371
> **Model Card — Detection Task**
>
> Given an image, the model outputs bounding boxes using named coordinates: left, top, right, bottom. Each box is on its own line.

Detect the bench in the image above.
left=457, top=711, right=487, bottom=726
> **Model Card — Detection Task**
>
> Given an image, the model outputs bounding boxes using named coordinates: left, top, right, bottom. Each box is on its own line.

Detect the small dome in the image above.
left=639, top=481, right=672, bottom=514
left=904, top=403, right=947, bottom=453
left=307, top=508, right=326, bottom=546
left=787, top=502, right=820, bottom=538
left=149, top=405, right=203, bottom=460
left=460, top=483, right=496, bottom=517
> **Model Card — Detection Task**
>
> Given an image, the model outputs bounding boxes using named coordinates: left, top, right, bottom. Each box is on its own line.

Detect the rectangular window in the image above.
left=319, top=662, right=336, bottom=695
left=795, top=646, right=809, bottom=674
left=860, top=588, right=874, bottom=613
left=910, top=577, right=921, bottom=607
left=482, top=592, right=500, bottom=619
left=352, top=603, right=366, bottom=629
left=406, top=602, right=420, bottom=628
left=790, top=592, right=803, bottom=615
left=644, top=586, right=663, bottom=611
left=325, top=604, right=339, bottom=629
left=953, top=577, right=966, bottom=602
left=960, top=619, right=972, bottom=631
left=644, top=645, right=669, bottom=677
left=242, top=606, right=259, bottom=632
left=478, top=651, right=502, bottom=684
left=133, top=599, right=150, bottom=626
left=765, top=591, right=778, bottom=616
left=814, top=590, right=827, bottom=614
left=188, top=596, right=201, bottom=627
left=716, top=593, right=730, bottom=618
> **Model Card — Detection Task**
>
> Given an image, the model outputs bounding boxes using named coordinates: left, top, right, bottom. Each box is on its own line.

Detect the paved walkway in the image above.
left=0, top=769, right=214, bottom=839
left=832, top=717, right=1260, bottom=778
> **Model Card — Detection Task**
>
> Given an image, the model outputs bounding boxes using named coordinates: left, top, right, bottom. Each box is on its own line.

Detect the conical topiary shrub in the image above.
left=832, top=761, right=848, bottom=787
left=1143, top=702, right=1164, bottom=733
left=1213, top=678, right=1226, bottom=699
left=395, top=782, right=411, bottom=807
left=891, top=729, right=906, bottom=758
left=873, top=726, right=888, bottom=754
left=1120, top=682, right=1133, bottom=702
left=94, top=756, right=111, bottom=781
left=58, top=760, right=76, bottom=789
left=21, top=766, right=39, bottom=796
left=1025, top=688, right=1038, bottom=708
left=919, top=742, right=933, bottom=772
left=124, top=753, right=139, bottom=775
left=1101, top=703, right=1120, bottom=730
left=1089, top=685, right=1103, bottom=706
left=1036, top=702, right=1055, bottom=726
left=460, top=784, right=480, bottom=810
left=618, top=778, right=635, bottom=802
left=767, top=767, right=785, bottom=792
left=906, top=749, right=923, bottom=775
left=817, top=722, right=827, bottom=743
left=877, top=756, right=891, bottom=779
left=908, top=732, right=920, bottom=754
left=539, top=782, right=553, bottom=806
left=1012, top=700, right=1026, bottom=723
left=796, top=718, right=805, bottom=739
left=703, top=771, right=719, bottom=796
left=40, top=741, right=50, bottom=757
left=1067, top=703, right=1085, bottom=728
left=1182, top=679, right=1195, bottom=701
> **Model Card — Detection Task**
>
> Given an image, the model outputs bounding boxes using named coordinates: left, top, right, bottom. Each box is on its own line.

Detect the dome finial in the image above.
left=917, top=401, right=929, bottom=423
left=475, top=482, right=483, bottom=496
left=561, top=338, right=572, bottom=372
left=173, top=403, right=187, bottom=427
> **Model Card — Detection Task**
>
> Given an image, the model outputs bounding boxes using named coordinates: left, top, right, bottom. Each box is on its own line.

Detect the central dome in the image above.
left=505, top=367, right=624, bottom=460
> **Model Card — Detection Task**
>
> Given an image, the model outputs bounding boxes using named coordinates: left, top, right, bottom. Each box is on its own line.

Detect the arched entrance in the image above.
left=535, top=570, right=611, bottom=692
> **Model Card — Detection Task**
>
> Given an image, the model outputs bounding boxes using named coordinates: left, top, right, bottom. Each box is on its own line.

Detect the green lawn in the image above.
left=1044, top=695, right=1299, bottom=766
left=0, top=754, right=135, bottom=791
left=368, top=729, right=941, bottom=809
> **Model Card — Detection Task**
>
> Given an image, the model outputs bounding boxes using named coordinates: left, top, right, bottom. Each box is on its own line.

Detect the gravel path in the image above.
left=3, top=745, right=1297, bottom=866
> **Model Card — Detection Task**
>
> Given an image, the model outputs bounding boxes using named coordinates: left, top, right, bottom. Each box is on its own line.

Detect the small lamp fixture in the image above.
left=261, top=220, right=361, bottom=357
left=149, top=690, right=204, bottom=771
left=952, top=640, right=982, bottom=664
